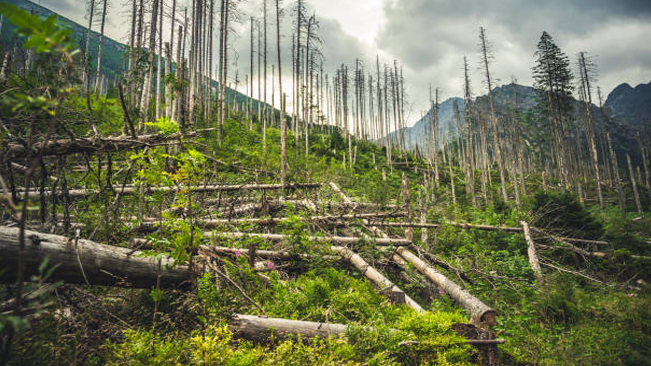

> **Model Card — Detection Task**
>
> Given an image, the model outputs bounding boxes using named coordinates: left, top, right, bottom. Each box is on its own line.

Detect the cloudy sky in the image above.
left=30, top=0, right=651, bottom=126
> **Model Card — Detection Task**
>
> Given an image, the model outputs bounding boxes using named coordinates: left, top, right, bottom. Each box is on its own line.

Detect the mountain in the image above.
left=394, top=81, right=649, bottom=155
left=0, top=0, right=128, bottom=80
left=604, top=80, right=651, bottom=128
left=394, top=83, right=538, bottom=152
left=0, top=0, right=270, bottom=113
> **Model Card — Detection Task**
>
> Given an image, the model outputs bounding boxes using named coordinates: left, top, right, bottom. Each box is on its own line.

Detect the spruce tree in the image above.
left=532, top=31, right=574, bottom=187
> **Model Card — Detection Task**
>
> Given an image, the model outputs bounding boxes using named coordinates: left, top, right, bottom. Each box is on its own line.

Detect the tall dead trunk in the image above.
left=638, top=132, right=651, bottom=210
left=94, top=0, right=109, bottom=95
left=479, top=27, right=508, bottom=202
left=139, top=0, right=159, bottom=123
left=463, top=57, right=475, bottom=206
left=627, top=154, right=643, bottom=215
left=262, top=0, right=268, bottom=153
left=607, top=132, right=626, bottom=213
left=155, top=0, right=164, bottom=119
left=401, top=173, right=413, bottom=241
left=578, top=52, right=603, bottom=208
left=83, top=0, right=96, bottom=90
left=249, top=16, right=254, bottom=129
left=276, top=0, right=285, bottom=187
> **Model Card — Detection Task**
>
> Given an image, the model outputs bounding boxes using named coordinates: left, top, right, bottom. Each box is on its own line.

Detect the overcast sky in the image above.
left=31, top=0, right=651, bottom=126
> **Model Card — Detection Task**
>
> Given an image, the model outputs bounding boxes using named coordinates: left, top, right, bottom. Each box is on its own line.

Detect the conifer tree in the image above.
left=532, top=31, right=574, bottom=188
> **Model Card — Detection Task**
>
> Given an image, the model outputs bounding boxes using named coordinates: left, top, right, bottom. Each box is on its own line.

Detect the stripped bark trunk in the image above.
left=206, top=232, right=411, bottom=246
left=520, top=221, right=543, bottom=283
left=627, top=154, right=643, bottom=215
left=229, top=314, right=505, bottom=347
left=607, top=133, right=626, bottom=213
left=332, top=246, right=424, bottom=312
left=401, top=173, right=413, bottom=241
left=395, top=247, right=496, bottom=326
left=94, top=0, right=109, bottom=95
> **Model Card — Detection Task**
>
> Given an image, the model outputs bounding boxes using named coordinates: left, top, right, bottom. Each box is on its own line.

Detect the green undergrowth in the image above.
left=104, top=266, right=475, bottom=366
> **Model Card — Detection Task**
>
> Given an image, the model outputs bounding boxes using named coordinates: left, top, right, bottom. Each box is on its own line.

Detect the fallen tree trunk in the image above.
left=230, top=314, right=347, bottom=341
left=530, top=227, right=609, bottom=246
left=406, top=246, right=474, bottom=284
left=203, top=198, right=400, bottom=211
left=0, top=227, right=194, bottom=288
left=17, top=183, right=323, bottom=199
left=4, top=130, right=209, bottom=160
left=201, top=246, right=340, bottom=261
left=206, top=232, right=412, bottom=246
left=329, top=182, right=392, bottom=238
left=230, top=314, right=505, bottom=345
left=521, top=221, right=543, bottom=283
left=444, top=221, right=523, bottom=233
left=395, top=247, right=497, bottom=326
left=141, top=212, right=406, bottom=230
left=332, top=246, right=424, bottom=312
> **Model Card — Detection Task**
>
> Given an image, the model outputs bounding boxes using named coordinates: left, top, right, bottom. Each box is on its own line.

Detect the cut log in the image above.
left=395, top=247, right=497, bottom=325
left=0, top=226, right=194, bottom=288
left=332, top=246, right=424, bottom=312
left=230, top=314, right=505, bottom=345
left=206, top=232, right=412, bottom=246
left=230, top=314, right=347, bottom=341
left=521, top=221, right=543, bottom=283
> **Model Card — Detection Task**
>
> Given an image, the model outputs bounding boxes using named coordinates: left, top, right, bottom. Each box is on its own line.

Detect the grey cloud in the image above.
left=376, top=0, right=651, bottom=119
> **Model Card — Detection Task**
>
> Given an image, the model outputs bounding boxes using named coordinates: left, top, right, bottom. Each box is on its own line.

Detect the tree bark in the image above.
left=520, top=221, right=543, bottom=282
left=395, top=247, right=497, bottom=325
left=230, top=314, right=347, bottom=341
left=16, top=182, right=322, bottom=199
left=627, top=154, right=643, bottom=215
left=206, top=232, right=411, bottom=246
left=0, top=226, right=193, bottom=288
left=3, top=130, right=209, bottom=160
left=332, top=246, right=424, bottom=312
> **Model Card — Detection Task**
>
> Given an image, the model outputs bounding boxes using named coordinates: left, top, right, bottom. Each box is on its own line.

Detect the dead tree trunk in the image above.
left=332, top=246, right=424, bottom=312
left=627, top=154, right=643, bottom=215
left=0, top=227, right=193, bottom=288
left=230, top=314, right=347, bottom=341
left=607, top=132, right=626, bottom=213
left=479, top=27, right=508, bottom=203
left=520, top=221, right=543, bottom=283
left=401, top=173, right=413, bottom=241
left=206, top=232, right=411, bottom=246
left=395, top=247, right=496, bottom=326
left=94, top=0, right=109, bottom=95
